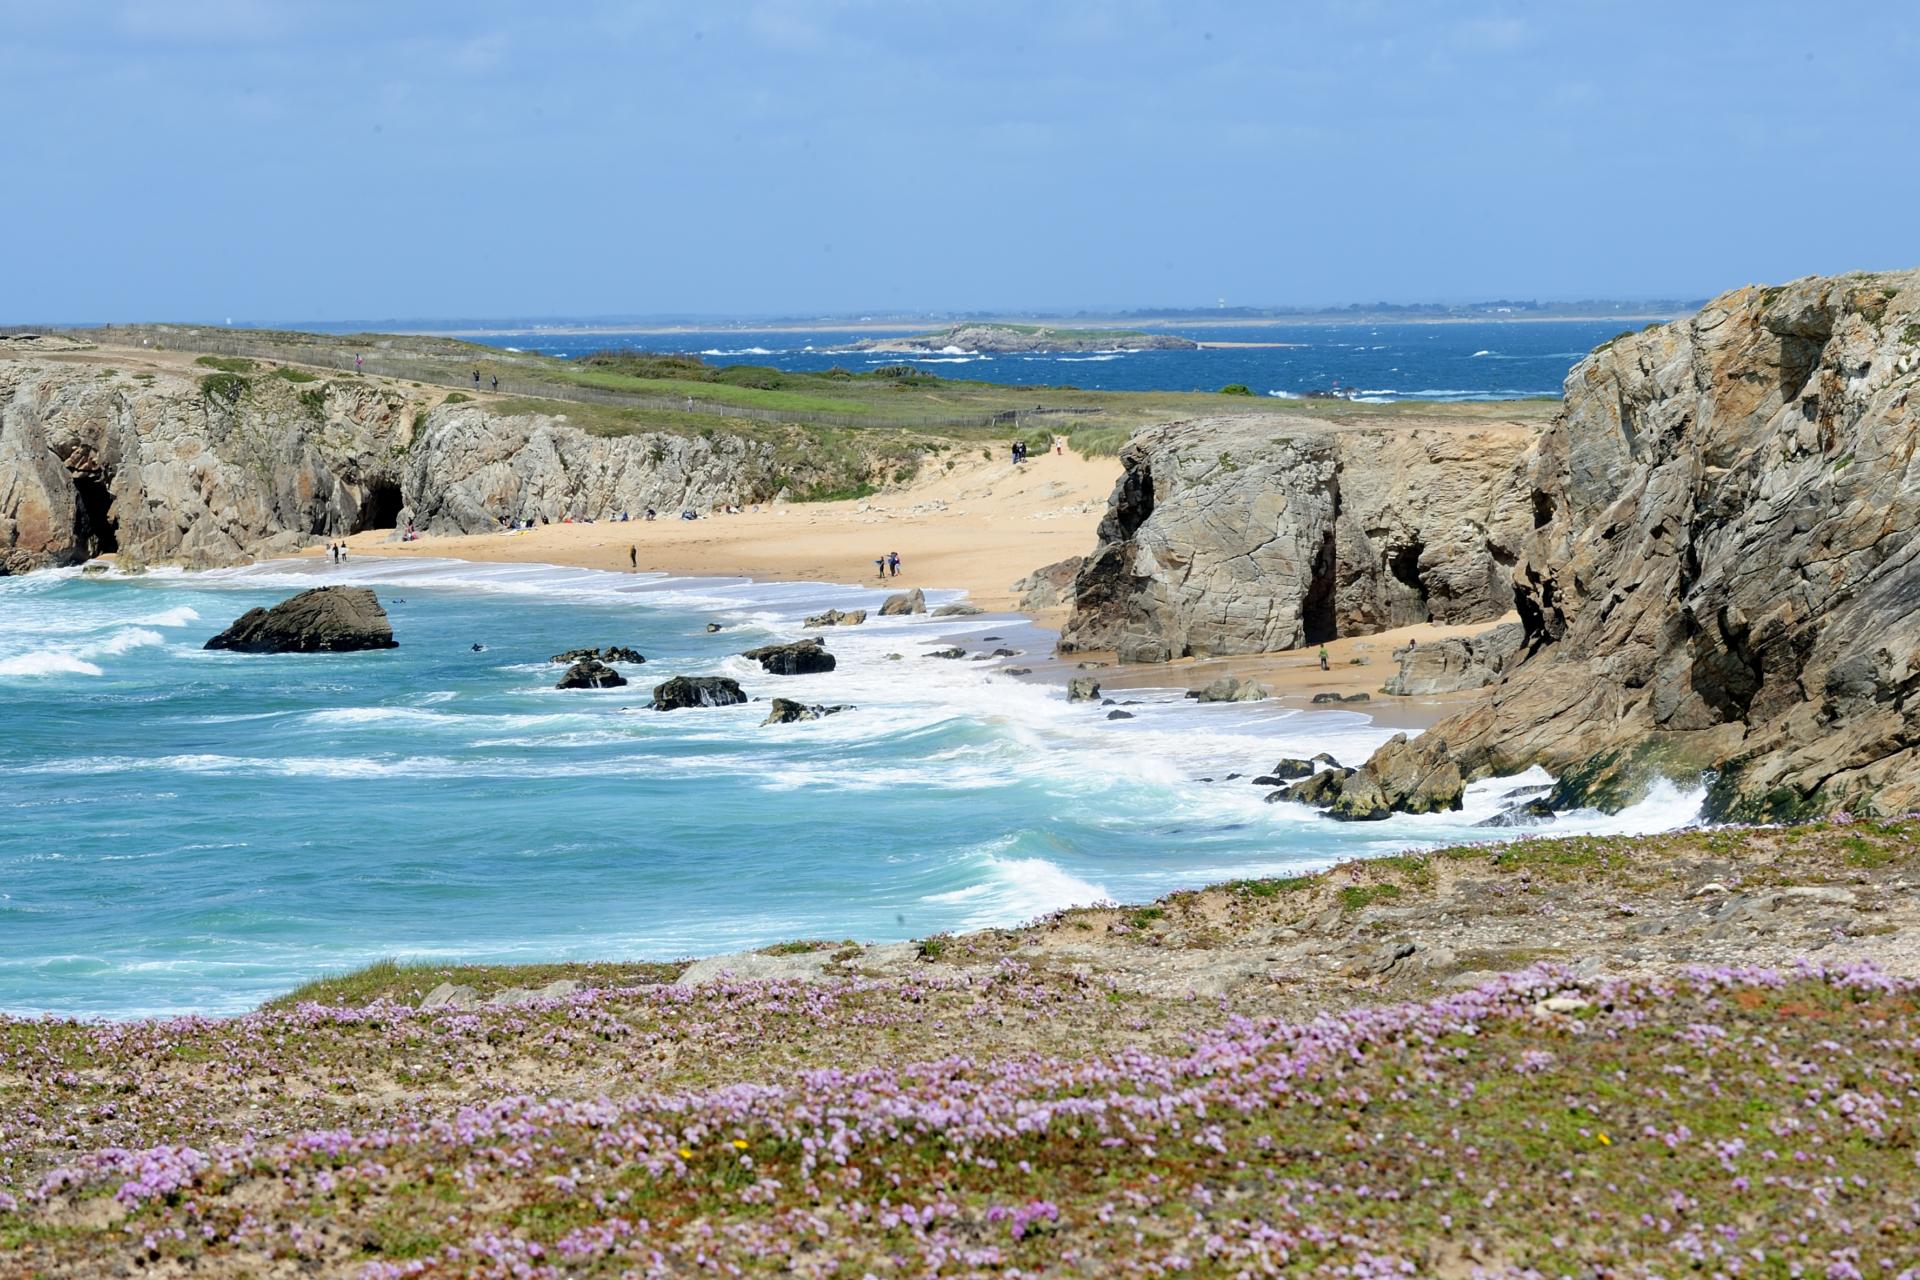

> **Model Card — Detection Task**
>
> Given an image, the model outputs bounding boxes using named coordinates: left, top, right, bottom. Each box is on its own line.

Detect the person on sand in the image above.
left=629, top=545, right=637, bottom=570
left=888, top=551, right=900, bottom=577
left=875, top=556, right=888, bottom=580
left=1318, top=645, right=1329, bottom=671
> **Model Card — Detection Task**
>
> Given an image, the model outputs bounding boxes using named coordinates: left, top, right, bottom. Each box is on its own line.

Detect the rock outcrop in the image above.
left=804, top=609, right=866, bottom=628
left=741, top=638, right=836, bottom=675
left=1010, top=556, right=1084, bottom=612
left=1057, top=414, right=1535, bottom=662
left=203, top=587, right=397, bottom=654
left=1383, top=623, right=1524, bottom=696
left=1185, top=676, right=1270, bottom=703
left=650, top=675, right=747, bottom=711
left=1352, top=270, right=1920, bottom=821
left=879, top=588, right=925, bottom=616
left=551, top=646, right=644, bottom=665
left=555, top=658, right=627, bottom=690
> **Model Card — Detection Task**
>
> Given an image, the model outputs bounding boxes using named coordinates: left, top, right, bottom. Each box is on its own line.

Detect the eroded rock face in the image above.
left=1010, top=556, right=1085, bottom=612
left=1384, top=623, right=1525, bottom=696
left=204, top=587, right=397, bottom=654
left=1365, top=270, right=1920, bottom=820
left=1057, top=415, right=1534, bottom=662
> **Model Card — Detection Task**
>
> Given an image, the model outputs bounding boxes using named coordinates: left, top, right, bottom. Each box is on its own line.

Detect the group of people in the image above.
left=327, top=542, right=349, bottom=563
left=1011, top=440, right=1031, bottom=464
left=472, top=370, right=499, bottom=392
left=874, top=550, right=902, bottom=579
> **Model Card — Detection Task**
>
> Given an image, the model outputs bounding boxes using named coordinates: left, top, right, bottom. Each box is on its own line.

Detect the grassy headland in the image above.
left=6, top=819, right=1918, bottom=1274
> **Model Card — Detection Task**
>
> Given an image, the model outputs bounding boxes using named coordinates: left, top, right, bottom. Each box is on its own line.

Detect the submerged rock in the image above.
left=651, top=675, right=747, bottom=711
left=551, top=645, right=645, bottom=665
left=879, top=588, right=926, bottom=616
left=1477, top=797, right=1557, bottom=828
left=763, top=697, right=852, bottom=725
left=1322, top=734, right=1464, bottom=821
left=203, top=586, right=397, bottom=654
left=1273, top=767, right=1354, bottom=806
left=556, top=658, right=628, bottom=690
left=932, top=603, right=985, bottom=617
left=1186, top=676, right=1270, bottom=703
left=741, top=638, right=836, bottom=675
left=1067, top=676, right=1101, bottom=702
left=925, top=646, right=967, bottom=660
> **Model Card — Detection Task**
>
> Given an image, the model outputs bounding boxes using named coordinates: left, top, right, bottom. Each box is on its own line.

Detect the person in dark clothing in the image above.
left=629, top=545, right=638, bottom=570
left=887, top=551, right=900, bottom=577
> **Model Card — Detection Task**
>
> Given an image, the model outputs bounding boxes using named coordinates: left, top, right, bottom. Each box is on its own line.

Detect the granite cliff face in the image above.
left=1057, top=415, right=1535, bottom=661
left=0, top=360, right=877, bottom=573
left=1346, top=271, right=1920, bottom=820
left=0, top=363, right=413, bottom=573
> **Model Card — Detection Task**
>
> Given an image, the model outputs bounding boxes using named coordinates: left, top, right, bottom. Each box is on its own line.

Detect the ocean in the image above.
left=455, top=318, right=1639, bottom=402
left=0, top=558, right=1701, bottom=1020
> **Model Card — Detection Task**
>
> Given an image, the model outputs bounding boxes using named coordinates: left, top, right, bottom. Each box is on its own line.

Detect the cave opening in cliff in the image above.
left=1388, top=541, right=1429, bottom=620
left=72, top=474, right=118, bottom=556
left=1301, top=529, right=1338, bottom=645
left=353, top=480, right=405, bottom=533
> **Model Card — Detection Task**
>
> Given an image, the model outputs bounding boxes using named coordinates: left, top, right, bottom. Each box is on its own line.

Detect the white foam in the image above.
left=135, top=606, right=201, bottom=627
left=0, top=651, right=105, bottom=677
left=926, top=852, right=1111, bottom=926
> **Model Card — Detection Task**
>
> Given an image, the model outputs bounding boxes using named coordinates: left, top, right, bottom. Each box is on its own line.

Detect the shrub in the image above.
left=270, top=366, right=319, bottom=384
left=443, top=392, right=471, bottom=405
left=199, top=372, right=248, bottom=403
left=195, top=355, right=254, bottom=373
left=1219, top=382, right=1254, bottom=396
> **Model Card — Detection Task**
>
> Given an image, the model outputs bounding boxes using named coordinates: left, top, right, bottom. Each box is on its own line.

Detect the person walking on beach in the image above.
left=1318, top=644, right=1330, bottom=671
left=629, top=545, right=638, bottom=570
left=887, top=551, right=900, bottom=578
left=875, top=555, right=888, bottom=580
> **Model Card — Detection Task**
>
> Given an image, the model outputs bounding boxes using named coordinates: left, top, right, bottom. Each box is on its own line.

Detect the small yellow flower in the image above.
left=677, top=1146, right=694, bottom=1159
left=732, top=1138, right=750, bottom=1150
left=1596, top=1131, right=1611, bottom=1146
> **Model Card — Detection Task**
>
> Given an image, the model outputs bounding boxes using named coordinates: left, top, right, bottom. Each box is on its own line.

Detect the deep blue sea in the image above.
left=456, top=319, right=1637, bottom=401
left=0, top=558, right=1701, bottom=1020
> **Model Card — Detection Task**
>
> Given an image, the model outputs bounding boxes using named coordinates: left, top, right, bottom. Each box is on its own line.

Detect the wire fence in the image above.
left=98, top=328, right=1036, bottom=434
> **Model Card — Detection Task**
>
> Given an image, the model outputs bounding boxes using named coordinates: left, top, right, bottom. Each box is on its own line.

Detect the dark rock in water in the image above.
left=1312, top=752, right=1339, bottom=766
left=989, top=647, right=1018, bottom=657
left=879, top=588, right=926, bottom=616
left=1187, top=675, right=1270, bottom=703
left=932, top=602, right=984, bottom=617
left=204, top=586, right=397, bottom=654
left=1476, top=797, right=1557, bottom=828
left=925, top=646, right=966, bottom=660
left=741, top=638, right=836, bottom=675
left=1076, top=661, right=1108, bottom=670
left=1343, top=692, right=1370, bottom=703
left=1003, top=666, right=1032, bottom=676
left=1067, top=676, right=1101, bottom=702
left=1310, top=692, right=1342, bottom=704
left=556, top=658, right=628, bottom=690
left=982, top=636, right=1001, bottom=642
left=651, top=675, right=747, bottom=711
left=1107, top=709, right=1135, bottom=720
left=705, top=623, right=723, bottom=633
left=1310, top=691, right=1371, bottom=704
left=804, top=609, right=866, bottom=628
left=1264, top=757, right=1317, bottom=782
left=471, top=643, right=486, bottom=652
left=552, top=645, right=645, bottom=665
left=1322, top=734, right=1464, bottom=821
left=763, top=697, right=852, bottom=725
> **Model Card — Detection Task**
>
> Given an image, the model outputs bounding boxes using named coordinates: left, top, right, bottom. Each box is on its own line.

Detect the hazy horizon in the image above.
left=3, top=1, right=1915, bottom=323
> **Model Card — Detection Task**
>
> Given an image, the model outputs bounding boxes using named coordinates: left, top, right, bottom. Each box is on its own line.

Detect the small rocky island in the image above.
left=831, top=323, right=1198, bottom=354
left=203, top=586, right=397, bottom=653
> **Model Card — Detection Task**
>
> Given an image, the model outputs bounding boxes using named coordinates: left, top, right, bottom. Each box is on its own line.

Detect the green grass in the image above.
left=198, top=372, right=248, bottom=402
left=1068, top=425, right=1130, bottom=457
left=1338, top=882, right=1403, bottom=911
left=194, top=355, right=254, bottom=373
left=262, top=957, right=684, bottom=1008
left=442, top=391, right=471, bottom=404
left=269, top=365, right=320, bottom=384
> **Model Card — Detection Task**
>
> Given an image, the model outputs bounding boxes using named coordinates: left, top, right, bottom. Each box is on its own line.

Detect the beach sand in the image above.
left=334, top=446, right=1499, bottom=732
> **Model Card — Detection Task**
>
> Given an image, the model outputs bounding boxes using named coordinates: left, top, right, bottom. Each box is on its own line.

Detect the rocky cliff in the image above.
left=0, top=359, right=879, bottom=573
left=1057, top=415, right=1536, bottom=661
left=1343, top=270, right=1920, bottom=821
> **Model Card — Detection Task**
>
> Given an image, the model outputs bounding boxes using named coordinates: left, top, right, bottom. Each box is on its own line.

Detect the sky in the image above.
left=2, top=1, right=1916, bottom=324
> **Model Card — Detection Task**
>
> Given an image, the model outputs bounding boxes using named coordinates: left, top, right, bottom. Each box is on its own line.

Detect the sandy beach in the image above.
left=332, top=444, right=1499, bottom=727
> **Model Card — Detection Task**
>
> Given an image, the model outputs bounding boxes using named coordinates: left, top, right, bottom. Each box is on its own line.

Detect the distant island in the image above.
left=829, top=323, right=1199, bottom=355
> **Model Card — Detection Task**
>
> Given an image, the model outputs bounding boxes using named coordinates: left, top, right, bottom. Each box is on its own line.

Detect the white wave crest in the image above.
left=0, top=652, right=105, bottom=677
left=135, top=606, right=201, bottom=627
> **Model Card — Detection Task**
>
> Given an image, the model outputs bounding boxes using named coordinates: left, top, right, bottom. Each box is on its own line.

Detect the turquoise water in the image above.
left=0, top=559, right=1702, bottom=1019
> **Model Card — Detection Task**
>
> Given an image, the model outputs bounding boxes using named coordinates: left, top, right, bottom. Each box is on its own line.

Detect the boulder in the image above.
left=204, top=587, right=397, bottom=654
left=1106, top=709, right=1135, bottom=720
left=804, top=608, right=866, bottom=628
left=1009, top=556, right=1085, bottom=612
left=740, top=638, right=836, bottom=675
left=932, top=603, right=985, bottom=617
left=1272, top=767, right=1353, bottom=805
left=650, top=675, right=747, bottom=711
left=1310, top=691, right=1371, bottom=704
left=551, top=645, right=645, bottom=665
left=1322, top=734, right=1464, bottom=821
left=1186, top=675, right=1270, bottom=703
left=1476, top=797, right=1557, bottom=828
left=1384, top=623, right=1524, bottom=696
left=925, top=646, right=966, bottom=659
left=556, top=658, right=628, bottom=690
left=705, top=623, right=723, bottom=633
left=1253, top=758, right=1317, bottom=785
left=1003, top=666, right=1032, bottom=676
left=1067, top=676, right=1101, bottom=702
left=879, top=588, right=926, bottom=616
left=763, top=698, right=852, bottom=725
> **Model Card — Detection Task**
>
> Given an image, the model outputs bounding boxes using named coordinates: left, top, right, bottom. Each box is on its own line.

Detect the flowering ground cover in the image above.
left=5, top=821, right=1920, bottom=1276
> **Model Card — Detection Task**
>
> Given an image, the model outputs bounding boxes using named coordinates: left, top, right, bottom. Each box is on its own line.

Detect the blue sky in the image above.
left=3, top=1, right=1915, bottom=323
